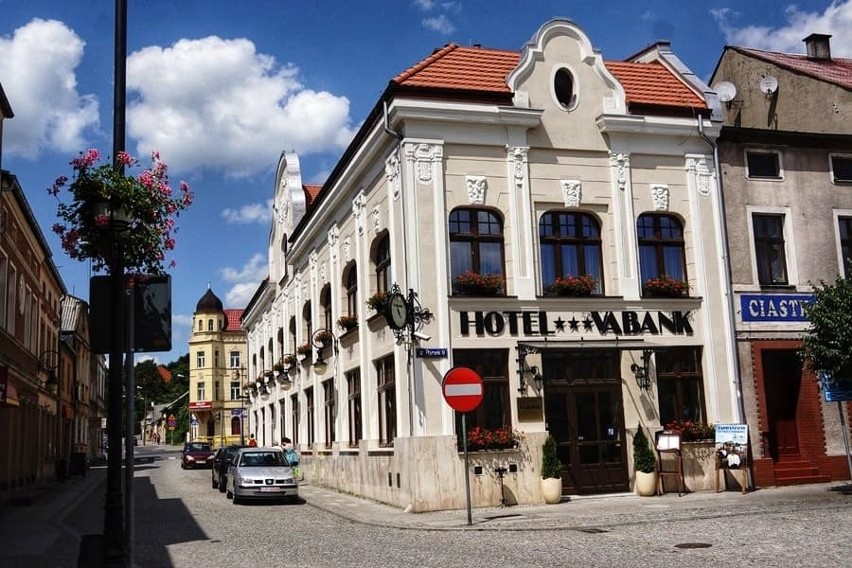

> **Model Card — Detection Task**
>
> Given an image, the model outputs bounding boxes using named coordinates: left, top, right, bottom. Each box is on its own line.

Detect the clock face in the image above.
left=386, top=293, right=409, bottom=329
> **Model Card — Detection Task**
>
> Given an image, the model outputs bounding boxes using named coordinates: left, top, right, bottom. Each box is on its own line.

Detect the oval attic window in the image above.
left=554, top=68, right=575, bottom=109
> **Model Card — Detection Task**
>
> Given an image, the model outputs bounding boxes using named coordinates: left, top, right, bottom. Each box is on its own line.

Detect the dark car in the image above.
left=211, top=444, right=244, bottom=491
left=181, top=441, right=214, bottom=469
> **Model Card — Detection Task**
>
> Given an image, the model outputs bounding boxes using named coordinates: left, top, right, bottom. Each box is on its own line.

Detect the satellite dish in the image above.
left=759, top=75, right=778, bottom=95
left=715, top=81, right=737, bottom=103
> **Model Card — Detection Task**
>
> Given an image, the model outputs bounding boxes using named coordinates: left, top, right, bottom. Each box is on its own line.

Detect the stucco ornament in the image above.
left=687, top=156, right=715, bottom=197
left=561, top=180, right=582, bottom=208
left=510, top=146, right=528, bottom=188
left=352, top=191, right=366, bottom=236
left=611, top=153, right=630, bottom=191
left=309, top=251, right=318, bottom=282
left=385, top=151, right=402, bottom=201
left=651, top=184, right=670, bottom=211
left=343, top=237, right=351, bottom=262
left=372, top=206, right=381, bottom=234
left=411, top=143, right=436, bottom=184
left=328, top=225, right=340, bottom=261
left=466, top=175, right=488, bottom=205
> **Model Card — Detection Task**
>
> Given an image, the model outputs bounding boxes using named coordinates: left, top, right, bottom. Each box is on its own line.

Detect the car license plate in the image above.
left=259, top=487, right=282, bottom=492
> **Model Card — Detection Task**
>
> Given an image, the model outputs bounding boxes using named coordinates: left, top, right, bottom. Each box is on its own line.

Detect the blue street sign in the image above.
left=416, top=347, right=448, bottom=358
left=190, top=416, right=198, bottom=426
left=820, top=372, right=852, bottom=402
left=231, top=409, right=242, bottom=417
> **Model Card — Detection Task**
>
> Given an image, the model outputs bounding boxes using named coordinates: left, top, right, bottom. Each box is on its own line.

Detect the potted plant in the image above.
left=282, top=354, right=297, bottom=369
left=540, top=435, right=563, bottom=504
left=337, top=314, right=358, bottom=332
left=48, top=148, right=193, bottom=274
left=453, top=270, right=503, bottom=296
left=272, top=361, right=285, bottom=374
left=366, top=291, right=388, bottom=312
left=464, top=426, right=518, bottom=451
left=642, top=275, right=689, bottom=298
left=546, top=274, right=597, bottom=296
left=314, top=329, right=334, bottom=347
left=296, top=343, right=313, bottom=359
left=633, top=424, right=658, bottom=496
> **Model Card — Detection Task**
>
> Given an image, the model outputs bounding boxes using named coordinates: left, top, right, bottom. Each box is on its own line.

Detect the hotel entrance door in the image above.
left=543, top=350, right=629, bottom=495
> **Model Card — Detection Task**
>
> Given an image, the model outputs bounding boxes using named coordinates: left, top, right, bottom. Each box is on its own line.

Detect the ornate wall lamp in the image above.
left=311, top=329, right=337, bottom=375
left=516, top=344, right=543, bottom=396
left=631, top=349, right=654, bottom=390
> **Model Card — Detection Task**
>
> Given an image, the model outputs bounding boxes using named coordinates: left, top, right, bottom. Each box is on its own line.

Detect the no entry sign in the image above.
left=442, top=366, right=484, bottom=413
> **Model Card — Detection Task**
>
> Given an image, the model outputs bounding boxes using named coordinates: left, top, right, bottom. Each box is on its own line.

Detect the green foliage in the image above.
left=800, top=275, right=852, bottom=376
left=632, top=425, right=656, bottom=474
left=541, top=435, right=563, bottom=479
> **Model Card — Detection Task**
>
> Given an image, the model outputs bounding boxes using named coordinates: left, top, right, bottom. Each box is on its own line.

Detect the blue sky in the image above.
left=1, top=0, right=850, bottom=364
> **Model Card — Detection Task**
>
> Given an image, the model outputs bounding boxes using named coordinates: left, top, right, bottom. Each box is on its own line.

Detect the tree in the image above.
left=800, top=275, right=852, bottom=377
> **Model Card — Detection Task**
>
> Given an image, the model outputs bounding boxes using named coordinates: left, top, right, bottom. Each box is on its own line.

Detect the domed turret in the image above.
left=195, top=287, right=224, bottom=314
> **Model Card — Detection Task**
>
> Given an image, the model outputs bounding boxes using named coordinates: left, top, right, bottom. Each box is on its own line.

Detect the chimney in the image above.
left=803, top=33, right=832, bottom=61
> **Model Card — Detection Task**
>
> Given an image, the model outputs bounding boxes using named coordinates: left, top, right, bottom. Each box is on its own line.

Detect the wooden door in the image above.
left=762, top=350, right=802, bottom=458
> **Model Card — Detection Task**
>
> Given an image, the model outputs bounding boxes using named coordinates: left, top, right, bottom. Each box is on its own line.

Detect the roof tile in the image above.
left=732, top=47, right=852, bottom=90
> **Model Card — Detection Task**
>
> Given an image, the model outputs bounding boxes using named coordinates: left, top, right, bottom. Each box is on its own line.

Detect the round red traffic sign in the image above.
left=442, top=366, right=484, bottom=413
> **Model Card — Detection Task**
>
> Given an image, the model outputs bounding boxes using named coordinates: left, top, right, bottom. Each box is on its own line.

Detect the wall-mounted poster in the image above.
left=715, top=424, right=749, bottom=469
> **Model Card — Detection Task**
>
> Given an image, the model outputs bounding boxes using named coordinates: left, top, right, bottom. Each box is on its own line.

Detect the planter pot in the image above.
left=541, top=477, right=563, bottom=504
left=635, top=470, right=658, bottom=496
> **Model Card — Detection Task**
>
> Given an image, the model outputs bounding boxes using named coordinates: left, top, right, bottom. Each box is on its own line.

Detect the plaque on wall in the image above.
left=517, top=397, right=543, bottom=422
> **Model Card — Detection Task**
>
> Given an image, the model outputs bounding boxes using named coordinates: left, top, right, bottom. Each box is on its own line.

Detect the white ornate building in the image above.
left=241, top=19, right=740, bottom=510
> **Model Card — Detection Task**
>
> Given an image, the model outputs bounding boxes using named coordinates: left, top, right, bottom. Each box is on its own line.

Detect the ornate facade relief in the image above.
left=686, top=156, right=715, bottom=197
left=385, top=152, right=402, bottom=201
left=509, top=146, right=529, bottom=188
left=610, top=153, right=630, bottom=191
left=328, top=225, right=340, bottom=261
left=651, top=184, right=670, bottom=211
left=372, top=206, right=381, bottom=234
left=406, top=143, right=439, bottom=184
left=352, top=191, right=366, bottom=236
left=561, top=180, right=582, bottom=208
left=466, top=176, right=487, bottom=205
left=309, top=251, right=318, bottom=284
left=343, top=237, right=351, bottom=263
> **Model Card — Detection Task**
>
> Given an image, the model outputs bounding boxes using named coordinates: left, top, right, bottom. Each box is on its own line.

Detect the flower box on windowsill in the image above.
left=643, top=276, right=689, bottom=298
left=546, top=275, right=597, bottom=297
left=453, top=270, right=504, bottom=297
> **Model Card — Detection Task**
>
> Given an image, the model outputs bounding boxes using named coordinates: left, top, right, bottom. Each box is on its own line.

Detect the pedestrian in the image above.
left=282, top=437, right=301, bottom=479
left=248, top=433, right=258, bottom=447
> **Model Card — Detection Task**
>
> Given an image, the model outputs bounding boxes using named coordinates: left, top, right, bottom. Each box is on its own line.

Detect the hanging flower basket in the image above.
left=546, top=274, right=597, bottom=296
left=643, top=275, right=689, bottom=297
left=453, top=270, right=503, bottom=296
left=48, top=148, right=193, bottom=274
left=296, top=343, right=313, bottom=358
left=282, top=354, right=297, bottom=368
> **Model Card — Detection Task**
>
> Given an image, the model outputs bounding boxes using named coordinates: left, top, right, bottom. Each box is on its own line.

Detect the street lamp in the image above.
left=311, top=329, right=337, bottom=375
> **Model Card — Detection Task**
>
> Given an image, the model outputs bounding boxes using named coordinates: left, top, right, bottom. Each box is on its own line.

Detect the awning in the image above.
left=518, top=337, right=646, bottom=350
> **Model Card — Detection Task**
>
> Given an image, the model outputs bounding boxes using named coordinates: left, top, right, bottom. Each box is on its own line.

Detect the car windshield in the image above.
left=239, top=451, right=287, bottom=467
left=187, top=443, right=211, bottom=452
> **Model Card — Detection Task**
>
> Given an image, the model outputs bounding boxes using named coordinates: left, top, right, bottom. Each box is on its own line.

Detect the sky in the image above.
left=1, top=0, right=850, bottom=365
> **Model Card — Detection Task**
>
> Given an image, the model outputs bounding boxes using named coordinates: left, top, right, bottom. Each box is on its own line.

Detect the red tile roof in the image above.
left=157, top=366, right=172, bottom=383
left=303, top=184, right=322, bottom=207
left=390, top=43, right=706, bottom=111
left=731, top=47, right=852, bottom=90
left=224, top=308, right=243, bottom=331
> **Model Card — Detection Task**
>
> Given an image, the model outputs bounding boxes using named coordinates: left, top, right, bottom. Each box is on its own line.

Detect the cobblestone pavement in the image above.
left=0, top=444, right=850, bottom=567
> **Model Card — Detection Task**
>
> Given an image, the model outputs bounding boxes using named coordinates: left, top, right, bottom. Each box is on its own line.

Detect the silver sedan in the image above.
left=225, top=447, right=299, bottom=504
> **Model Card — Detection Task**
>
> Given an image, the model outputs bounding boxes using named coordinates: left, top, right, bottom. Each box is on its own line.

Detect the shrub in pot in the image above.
left=541, top=435, right=563, bottom=504
left=633, top=424, right=658, bottom=496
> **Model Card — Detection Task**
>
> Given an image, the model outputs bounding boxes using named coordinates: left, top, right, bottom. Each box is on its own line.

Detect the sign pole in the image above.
left=462, top=413, right=472, bottom=526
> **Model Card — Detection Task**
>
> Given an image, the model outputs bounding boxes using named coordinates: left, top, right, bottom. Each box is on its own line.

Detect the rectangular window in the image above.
left=451, top=350, right=510, bottom=437
left=323, top=379, right=336, bottom=448
left=746, top=151, right=781, bottom=178
left=214, top=350, right=220, bottom=368
left=840, top=217, right=852, bottom=278
left=197, top=350, right=206, bottom=369
left=7, top=265, right=16, bottom=334
left=376, top=355, right=396, bottom=447
left=214, top=381, right=220, bottom=401
left=0, top=254, right=7, bottom=329
left=753, top=214, right=788, bottom=285
left=229, top=351, right=241, bottom=368
left=656, top=347, right=707, bottom=426
left=291, top=393, right=300, bottom=445
left=197, top=381, right=206, bottom=401
left=230, top=381, right=241, bottom=400
left=347, top=368, right=362, bottom=447
left=305, top=387, right=315, bottom=448
left=831, top=155, right=852, bottom=183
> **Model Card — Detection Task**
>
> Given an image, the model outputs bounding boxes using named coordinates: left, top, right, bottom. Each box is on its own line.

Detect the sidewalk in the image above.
left=0, top=455, right=849, bottom=567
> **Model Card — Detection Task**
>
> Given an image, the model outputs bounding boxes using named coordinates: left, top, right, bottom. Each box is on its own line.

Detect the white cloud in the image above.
left=220, top=252, right=267, bottom=307
left=422, top=15, right=456, bottom=35
left=125, top=35, right=357, bottom=176
left=222, top=200, right=273, bottom=224
left=712, top=1, right=852, bottom=56
left=0, top=19, right=99, bottom=159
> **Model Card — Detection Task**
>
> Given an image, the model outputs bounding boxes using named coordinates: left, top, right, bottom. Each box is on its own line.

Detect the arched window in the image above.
left=302, top=301, right=313, bottom=343
left=372, top=233, right=391, bottom=295
left=207, top=319, right=213, bottom=331
left=288, top=317, right=297, bottom=351
left=449, top=208, right=505, bottom=295
left=267, top=338, right=274, bottom=368
left=637, top=214, right=687, bottom=295
left=539, top=211, right=603, bottom=294
left=320, top=284, right=332, bottom=331
left=198, top=320, right=202, bottom=332
left=343, top=262, right=358, bottom=317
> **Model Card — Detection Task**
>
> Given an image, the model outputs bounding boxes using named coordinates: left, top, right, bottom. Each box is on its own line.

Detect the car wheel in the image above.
left=218, top=475, right=226, bottom=493
left=232, top=493, right=241, bottom=505
left=226, top=488, right=233, bottom=499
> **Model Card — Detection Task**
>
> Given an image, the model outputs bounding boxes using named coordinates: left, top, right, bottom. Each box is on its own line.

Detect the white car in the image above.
left=225, top=447, right=299, bottom=504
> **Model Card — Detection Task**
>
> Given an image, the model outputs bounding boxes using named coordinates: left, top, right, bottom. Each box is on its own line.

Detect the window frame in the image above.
left=343, top=262, right=358, bottom=317
left=373, top=233, right=391, bottom=295
left=637, top=213, right=687, bottom=292
left=551, top=65, right=579, bottom=111
left=656, top=347, right=707, bottom=426
left=830, top=154, right=852, bottom=184
left=451, top=349, right=510, bottom=436
left=745, top=149, right=783, bottom=180
left=539, top=210, right=604, bottom=294
left=833, top=210, right=852, bottom=279
left=346, top=368, right=362, bottom=448
left=376, top=355, right=396, bottom=447
left=751, top=212, right=789, bottom=286
left=196, top=350, right=206, bottom=369
left=305, top=387, right=315, bottom=448
left=448, top=207, right=506, bottom=295
left=323, top=379, right=336, bottom=448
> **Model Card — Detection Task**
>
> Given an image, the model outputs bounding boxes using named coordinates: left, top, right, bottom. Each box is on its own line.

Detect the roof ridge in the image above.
left=394, top=43, right=460, bottom=83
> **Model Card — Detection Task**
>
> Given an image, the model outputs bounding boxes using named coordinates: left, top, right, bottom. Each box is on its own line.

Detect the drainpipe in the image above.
left=698, top=118, right=747, bottom=424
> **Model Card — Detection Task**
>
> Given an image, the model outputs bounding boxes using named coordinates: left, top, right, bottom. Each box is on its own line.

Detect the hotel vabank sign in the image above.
left=459, top=309, right=694, bottom=338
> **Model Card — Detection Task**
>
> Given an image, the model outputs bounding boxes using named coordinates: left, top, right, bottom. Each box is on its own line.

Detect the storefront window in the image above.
left=656, top=347, right=706, bottom=425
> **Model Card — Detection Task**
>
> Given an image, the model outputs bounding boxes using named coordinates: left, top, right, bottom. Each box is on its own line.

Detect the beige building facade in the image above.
left=242, top=19, right=743, bottom=510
